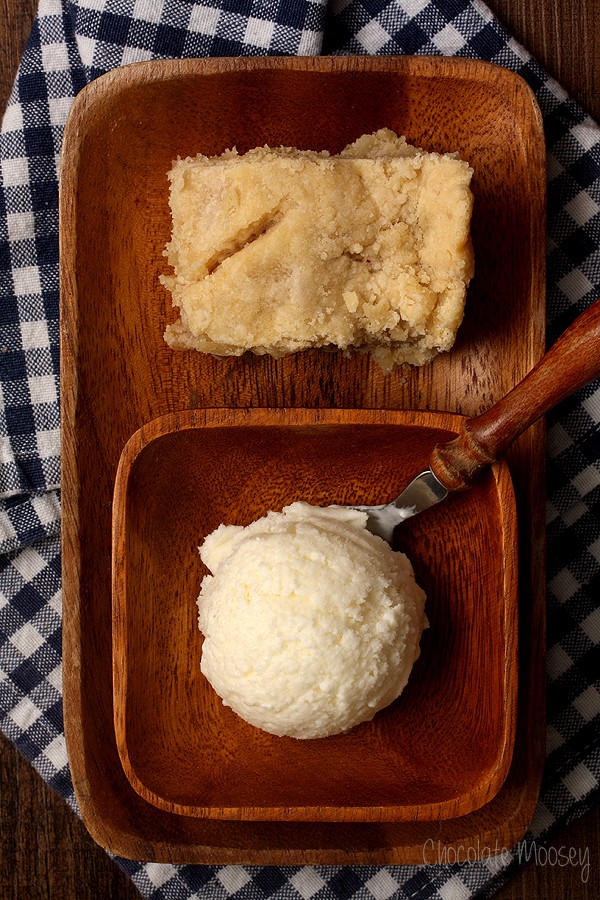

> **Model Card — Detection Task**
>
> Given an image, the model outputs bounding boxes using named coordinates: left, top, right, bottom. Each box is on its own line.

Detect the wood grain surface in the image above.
left=59, top=52, right=545, bottom=865
left=0, top=1, right=598, bottom=898
left=111, top=410, right=517, bottom=824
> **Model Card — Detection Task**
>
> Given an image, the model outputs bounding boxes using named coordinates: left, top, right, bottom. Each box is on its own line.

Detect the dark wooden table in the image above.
left=0, top=2, right=599, bottom=898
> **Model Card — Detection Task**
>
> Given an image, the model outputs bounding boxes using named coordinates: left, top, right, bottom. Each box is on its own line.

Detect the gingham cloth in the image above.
left=0, top=1, right=599, bottom=898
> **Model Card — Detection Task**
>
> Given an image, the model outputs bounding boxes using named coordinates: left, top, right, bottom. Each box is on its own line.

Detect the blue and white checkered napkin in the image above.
left=0, top=1, right=599, bottom=897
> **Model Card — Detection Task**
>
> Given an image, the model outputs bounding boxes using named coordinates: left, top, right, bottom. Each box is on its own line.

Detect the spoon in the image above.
left=356, top=297, right=600, bottom=542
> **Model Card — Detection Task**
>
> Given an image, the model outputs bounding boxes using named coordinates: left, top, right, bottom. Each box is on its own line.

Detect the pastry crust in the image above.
left=161, top=129, right=474, bottom=370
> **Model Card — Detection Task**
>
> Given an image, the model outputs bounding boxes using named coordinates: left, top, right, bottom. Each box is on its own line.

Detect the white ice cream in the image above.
left=197, top=502, right=427, bottom=739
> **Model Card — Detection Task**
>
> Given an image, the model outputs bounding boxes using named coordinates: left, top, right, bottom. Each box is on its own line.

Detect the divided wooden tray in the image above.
left=60, top=55, right=546, bottom=863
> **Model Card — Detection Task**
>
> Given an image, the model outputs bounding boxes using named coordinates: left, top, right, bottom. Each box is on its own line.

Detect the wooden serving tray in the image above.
left=60, top=55, right=546, bottom=863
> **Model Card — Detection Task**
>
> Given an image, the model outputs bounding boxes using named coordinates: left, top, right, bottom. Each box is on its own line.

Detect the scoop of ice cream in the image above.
left=197, top=502, right=427, bottom=739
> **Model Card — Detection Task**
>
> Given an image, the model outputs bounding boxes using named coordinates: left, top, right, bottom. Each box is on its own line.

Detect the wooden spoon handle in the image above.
left=430, top=297, right=600, bottom=491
